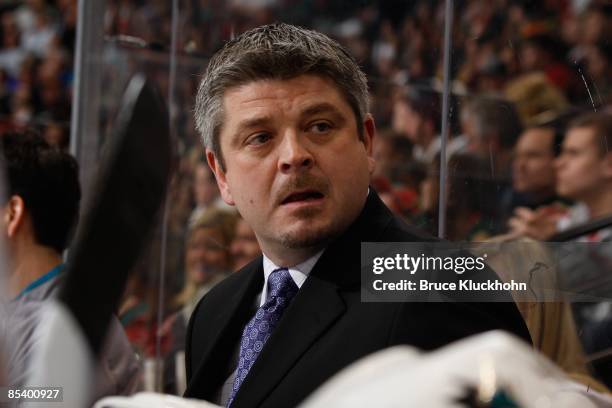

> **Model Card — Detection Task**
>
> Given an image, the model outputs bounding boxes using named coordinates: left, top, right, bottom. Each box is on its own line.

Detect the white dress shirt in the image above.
left=259, top=250, right=324, bottom=307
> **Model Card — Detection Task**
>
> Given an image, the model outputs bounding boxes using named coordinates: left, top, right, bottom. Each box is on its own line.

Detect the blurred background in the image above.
left=1, top=0, right=612, bottom=397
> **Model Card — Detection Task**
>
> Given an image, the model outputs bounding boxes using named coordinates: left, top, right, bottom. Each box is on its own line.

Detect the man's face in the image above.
left=512, top=128, right=556, bottom=193
left=208, top=75, right=374, bottom=262
left=461, top=113, right=485, bottom=156
left=185, top=226, right=229, bottom=285
left=193, top=163, right=218, bottom=206
left=231, top=218, right=261, bottom=270
left=555, top=127, right=609, bottom=200
left=392, top=100, right=421, bottom=145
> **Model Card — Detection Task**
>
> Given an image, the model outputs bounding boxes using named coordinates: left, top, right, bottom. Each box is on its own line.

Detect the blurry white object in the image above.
left=301, top=331, right=611, bottom=408
left=23, top=300, right=94, bottom=408
left=143, top=358, right=163, bottom=392
left=336, top=18, right=363, bottom=38
left=93, top=392, right=221, bottom=408
left=175, top=351, right=186, bottom=396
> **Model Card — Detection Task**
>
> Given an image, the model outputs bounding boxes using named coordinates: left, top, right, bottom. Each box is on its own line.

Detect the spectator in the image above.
left=555, top=112, right=612, bottom=238
left=163, top=208, right=237, bottom=394
left=510, top=125, right=565, bottom=211
left=0, top=13, right=26, bottom=78
left=21, top=10, right=57, bottom=58
left=14, top=0, right=52, bottom=36
left=174, top=208, right=237, bottom=320
left=188, top=161, right=231, bottom=226
left=43, top=120, right=69, bottom=150
left=461, top=97, right=522, bottom=179
left=230, top=216, right=261, bottom=271
left=392, top=87, right=461, bottom=164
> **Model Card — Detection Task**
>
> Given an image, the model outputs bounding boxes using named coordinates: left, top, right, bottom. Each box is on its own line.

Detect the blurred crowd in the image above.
left=0, top=0, right=75, bottom=148
left=98, top=0, right=612, bottom=239
left=1, top=0, right=611, bottom=397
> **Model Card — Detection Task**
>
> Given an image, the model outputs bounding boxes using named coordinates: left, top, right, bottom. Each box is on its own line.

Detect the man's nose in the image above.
left=278, top=131, right=314, bottom=173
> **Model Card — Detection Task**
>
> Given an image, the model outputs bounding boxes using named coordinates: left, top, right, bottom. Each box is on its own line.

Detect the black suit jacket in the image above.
left=184, top=191, right=531, bottom=407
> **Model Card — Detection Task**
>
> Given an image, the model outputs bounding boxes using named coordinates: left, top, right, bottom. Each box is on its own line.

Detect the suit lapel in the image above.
left=231, top=272, right=345, bottom=407
left=187, top=260, right=263, bottom=399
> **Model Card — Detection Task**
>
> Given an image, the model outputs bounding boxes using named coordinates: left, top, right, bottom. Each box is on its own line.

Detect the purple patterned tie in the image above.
left=227, top=268, right=298, bottom=407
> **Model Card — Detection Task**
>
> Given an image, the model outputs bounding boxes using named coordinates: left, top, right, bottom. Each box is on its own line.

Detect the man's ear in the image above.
left=206, top=149, right=235, bottom=206
left=4, top=195, right=26, bottom=238
left=363, top=114, right=376, bottom=175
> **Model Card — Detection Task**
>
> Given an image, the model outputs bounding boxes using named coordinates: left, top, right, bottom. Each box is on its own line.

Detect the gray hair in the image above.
left=194, top=23, right=369, bottom=170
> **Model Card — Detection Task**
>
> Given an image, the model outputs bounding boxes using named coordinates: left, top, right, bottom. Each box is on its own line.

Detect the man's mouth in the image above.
left=281, top=190, right=325, bottom=205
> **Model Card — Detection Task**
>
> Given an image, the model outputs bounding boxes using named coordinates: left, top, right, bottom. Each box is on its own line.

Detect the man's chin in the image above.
left=277, top=223, right=338, bottom=249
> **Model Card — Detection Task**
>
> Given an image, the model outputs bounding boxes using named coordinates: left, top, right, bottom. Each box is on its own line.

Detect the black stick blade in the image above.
left=59, top=74, right=172, bottom=355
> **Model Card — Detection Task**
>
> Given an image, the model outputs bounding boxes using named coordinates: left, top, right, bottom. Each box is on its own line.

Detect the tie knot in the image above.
left=267, top=268, right=298, bottom=300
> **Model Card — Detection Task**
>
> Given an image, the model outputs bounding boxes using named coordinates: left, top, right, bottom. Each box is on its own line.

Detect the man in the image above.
left=460, top=97, right=522, bottom=179
left=512, top=125, right=561, bottom=209
left=460, top=97, right=524, bottom=233
left=508, top=112, right=612, bottom=241
left=555, top=112, right=612, bottom=239
left=1, top=130, right=141, bottom=397
left=185, top=23, right=530, bottom=407
left=500, top=124, right=568, bottom=225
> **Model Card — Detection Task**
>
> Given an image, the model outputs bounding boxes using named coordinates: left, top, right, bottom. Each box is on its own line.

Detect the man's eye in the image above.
left=247, top=133, right=271, bottom=146
left=308, top=122, right=332, bottom=134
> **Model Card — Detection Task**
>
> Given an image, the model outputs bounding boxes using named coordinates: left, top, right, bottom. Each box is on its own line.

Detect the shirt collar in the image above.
left=13, top=263, right=63, bottom=301
left=260, top=250, right=324, bottom=307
